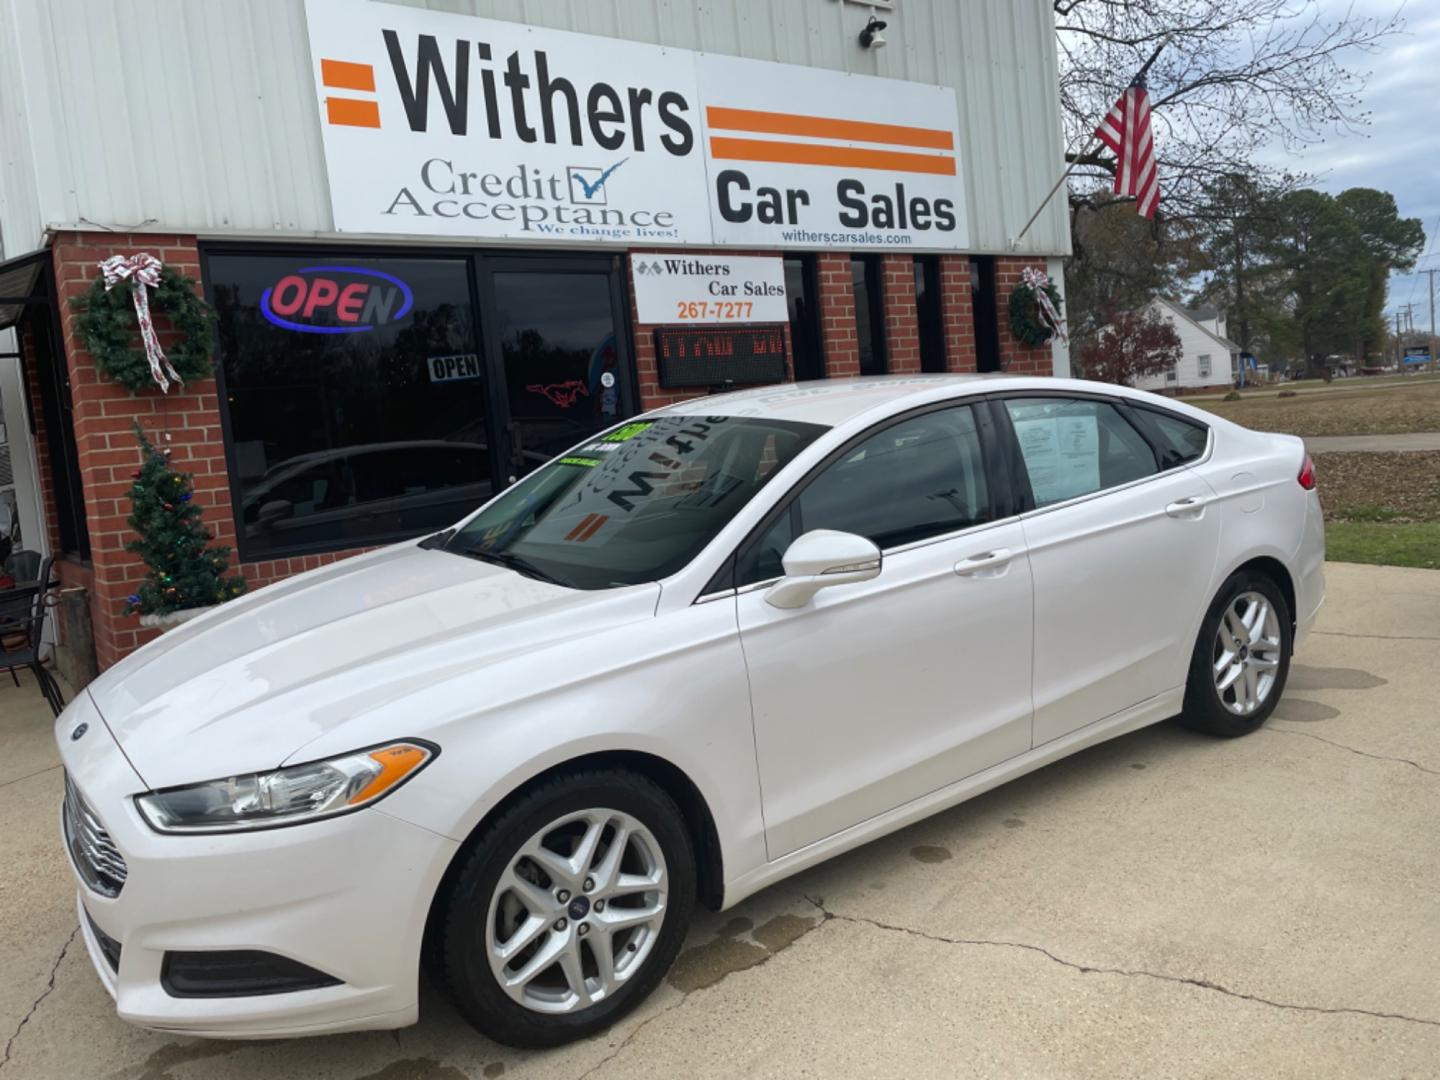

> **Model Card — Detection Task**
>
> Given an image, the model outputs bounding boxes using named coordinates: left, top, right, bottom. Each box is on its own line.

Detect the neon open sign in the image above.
left=260, top=266, right=414, bottom=334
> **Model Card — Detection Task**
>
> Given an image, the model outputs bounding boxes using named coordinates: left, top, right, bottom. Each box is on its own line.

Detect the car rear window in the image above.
left=1136, top=407, right=1210, bottom=467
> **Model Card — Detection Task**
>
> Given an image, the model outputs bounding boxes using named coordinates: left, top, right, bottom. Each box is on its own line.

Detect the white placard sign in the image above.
left=1012, top=415, right=1100, bottom=506
left=304, top=0, right=969, bottom=250
left=631, top=254, right=787, bottom=324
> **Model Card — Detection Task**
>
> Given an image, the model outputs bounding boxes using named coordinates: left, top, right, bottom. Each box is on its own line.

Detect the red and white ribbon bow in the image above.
left=99, top=253, right=182, bottom=393
left=1020, top=266, right=1068, bottom=344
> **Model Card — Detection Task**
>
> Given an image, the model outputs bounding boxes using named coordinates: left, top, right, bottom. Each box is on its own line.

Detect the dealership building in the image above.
left=0, top=0, right=1071, bottom=677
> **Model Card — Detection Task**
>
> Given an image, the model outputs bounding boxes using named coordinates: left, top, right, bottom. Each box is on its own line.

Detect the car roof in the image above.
left=647, top=374, right=1175, bottom=428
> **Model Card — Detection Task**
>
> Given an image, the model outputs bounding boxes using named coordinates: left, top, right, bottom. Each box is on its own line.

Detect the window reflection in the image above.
left=209, top=252, right=491, bottom=557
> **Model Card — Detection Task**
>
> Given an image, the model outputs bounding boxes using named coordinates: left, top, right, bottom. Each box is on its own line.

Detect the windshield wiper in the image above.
left=463, top=548, right=573, bottom=588
left=418, top=528, right=455, bottom=550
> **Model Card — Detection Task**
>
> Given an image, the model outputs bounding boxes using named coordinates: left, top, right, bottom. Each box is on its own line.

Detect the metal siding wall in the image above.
left=0, top=0, right=45, bottom=254
left=7, top=0, right=1069, bottom=255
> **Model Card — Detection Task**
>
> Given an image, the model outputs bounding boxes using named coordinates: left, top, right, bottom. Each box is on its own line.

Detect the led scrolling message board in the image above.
left=654, top=326, right=788, bottom=388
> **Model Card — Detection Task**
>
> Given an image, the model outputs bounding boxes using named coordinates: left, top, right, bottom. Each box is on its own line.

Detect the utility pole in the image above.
left=1396, top=310, right=1403, bottom=367
left=1428, top=268, right=1437, bottom=373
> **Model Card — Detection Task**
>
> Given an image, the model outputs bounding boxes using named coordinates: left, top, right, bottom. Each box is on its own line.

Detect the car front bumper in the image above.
left=57, top=692, right=460, bottom=1038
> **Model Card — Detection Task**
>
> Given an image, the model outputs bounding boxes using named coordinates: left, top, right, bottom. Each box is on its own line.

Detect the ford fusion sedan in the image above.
left=57, top=375, right=1324, bottom=1047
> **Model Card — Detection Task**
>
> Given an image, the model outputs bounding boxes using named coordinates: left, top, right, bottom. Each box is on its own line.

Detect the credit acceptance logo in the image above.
left=260, top=266, right=414, bottom=334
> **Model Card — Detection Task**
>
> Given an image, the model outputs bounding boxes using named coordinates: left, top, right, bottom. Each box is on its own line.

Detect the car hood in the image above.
left=87, top=544, right=661, bottom=790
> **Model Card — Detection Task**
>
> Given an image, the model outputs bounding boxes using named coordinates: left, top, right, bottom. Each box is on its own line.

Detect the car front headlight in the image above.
left=135, top=741, right=437, bottom=834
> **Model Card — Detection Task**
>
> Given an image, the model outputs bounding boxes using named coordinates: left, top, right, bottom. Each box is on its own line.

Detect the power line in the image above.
left=1402, top=214, right=1440, bottom=311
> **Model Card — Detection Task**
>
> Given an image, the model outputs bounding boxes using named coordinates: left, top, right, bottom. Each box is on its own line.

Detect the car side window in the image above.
left=737, top=405, right=991, bottom=586
left=1003, top=397, right=1157, bottom=508
left=1134, top=406, right=1210, bottom=468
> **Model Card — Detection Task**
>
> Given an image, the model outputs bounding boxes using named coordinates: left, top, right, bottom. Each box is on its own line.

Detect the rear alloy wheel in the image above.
left=1211, top=590, right=1284, bottom=717
left=1181, top=572, right=1293, bottom=737
left=437, top=771, right=694, bottom=1048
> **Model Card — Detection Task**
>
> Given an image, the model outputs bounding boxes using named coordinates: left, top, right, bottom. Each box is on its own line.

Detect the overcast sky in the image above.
left=1273, top=0, right=1440, bottom=328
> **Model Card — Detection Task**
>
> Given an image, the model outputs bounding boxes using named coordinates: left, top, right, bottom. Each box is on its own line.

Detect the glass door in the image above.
left=480, top=256, right=635, bottom=484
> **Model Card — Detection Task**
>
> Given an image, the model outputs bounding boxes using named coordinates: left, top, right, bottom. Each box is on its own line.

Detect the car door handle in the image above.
left=954, top=548, right=1015, bottom=576
left=1165, top=496, right=1210, bottom=518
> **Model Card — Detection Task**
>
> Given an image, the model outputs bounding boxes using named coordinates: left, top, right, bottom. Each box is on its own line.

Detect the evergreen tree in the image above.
left=124, top=426, right=246, bottom=616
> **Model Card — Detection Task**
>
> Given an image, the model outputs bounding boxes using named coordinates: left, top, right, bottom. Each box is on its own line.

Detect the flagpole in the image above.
left=1008, top=36, right=1171, bottom=251
left=1009, top=134, right=1101, bottom=250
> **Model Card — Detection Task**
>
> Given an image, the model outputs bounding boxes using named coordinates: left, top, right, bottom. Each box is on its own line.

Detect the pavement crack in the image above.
left=574, top=994, right=688, bottom=1080
left=1313, top=630, right=1440, bottom=643
left=577, top=907, right=829, bottom=1079
left=802, top=898, right=1440, bottom=1030
left=0, top=925, right=79, bottom=1073
left=0, top=764, right=61, bottom=792
left=1266, top=726, right=1439, bottom=776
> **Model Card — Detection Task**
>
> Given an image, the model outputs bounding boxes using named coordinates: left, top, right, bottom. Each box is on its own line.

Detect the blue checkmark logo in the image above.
left=569, top=158, right=629, bottom=203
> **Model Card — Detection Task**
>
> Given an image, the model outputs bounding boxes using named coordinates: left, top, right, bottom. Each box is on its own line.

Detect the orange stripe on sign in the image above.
left=709, top=137, right=956, bottom=176
left=565, top=514, right=600, bottom=542
left=321, top=58, right=376, bottom=92
left=577, top=514, right=608, bottom=542
left=326, top=97, right=381, bottom=128
left=707, top=107, right=954, bottom=151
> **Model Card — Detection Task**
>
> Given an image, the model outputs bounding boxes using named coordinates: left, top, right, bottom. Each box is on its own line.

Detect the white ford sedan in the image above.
left=57, top=375, right=1324, bottom=1047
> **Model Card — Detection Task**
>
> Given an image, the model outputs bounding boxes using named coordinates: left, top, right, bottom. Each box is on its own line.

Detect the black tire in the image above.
left=1180, top=570, right=1293, bottom=737
left=435, top=769, right=695, bottom=1049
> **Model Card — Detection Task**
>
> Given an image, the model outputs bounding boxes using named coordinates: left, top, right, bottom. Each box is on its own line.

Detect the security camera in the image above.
left=860, top=15, right=887, bottom=49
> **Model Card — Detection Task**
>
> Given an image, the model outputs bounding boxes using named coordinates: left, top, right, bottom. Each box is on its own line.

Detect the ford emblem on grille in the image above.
left=70, top=722, right=88, bottom=741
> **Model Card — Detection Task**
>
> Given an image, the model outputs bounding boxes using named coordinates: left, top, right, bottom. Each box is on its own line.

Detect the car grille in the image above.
left=63, top=772, right=128, bottom=898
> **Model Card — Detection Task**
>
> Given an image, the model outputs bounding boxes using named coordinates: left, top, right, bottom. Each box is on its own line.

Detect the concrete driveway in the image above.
left=2, top=562, right=1437, bottom=1079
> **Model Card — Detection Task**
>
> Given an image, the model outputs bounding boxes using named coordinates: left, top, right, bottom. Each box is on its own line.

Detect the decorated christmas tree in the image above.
left=124, top=426, right=246, bottom=616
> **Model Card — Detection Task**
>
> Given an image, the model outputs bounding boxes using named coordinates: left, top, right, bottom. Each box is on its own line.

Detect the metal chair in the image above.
left=4, top=549, right=42, bottom=583
left=0, top=554, right=65, bottom=716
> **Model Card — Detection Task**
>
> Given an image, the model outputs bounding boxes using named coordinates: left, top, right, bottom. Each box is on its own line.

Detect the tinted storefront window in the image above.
left=851, top=255, right=887, bottom=376
left=208, top=251, right=491, bottom=558
left=784, top=256, right=824, bottom=381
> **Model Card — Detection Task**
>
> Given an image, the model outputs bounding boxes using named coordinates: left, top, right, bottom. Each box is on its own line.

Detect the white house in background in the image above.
left=1131, top=298, right=1241, bottom=393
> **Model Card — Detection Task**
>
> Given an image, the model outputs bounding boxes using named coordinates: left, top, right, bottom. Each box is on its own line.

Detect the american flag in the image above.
left=1094, top=77, right=1159, bottom=219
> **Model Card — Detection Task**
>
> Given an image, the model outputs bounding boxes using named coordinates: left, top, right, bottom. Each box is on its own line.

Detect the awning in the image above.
left=0, top=249, right=48, bottom=332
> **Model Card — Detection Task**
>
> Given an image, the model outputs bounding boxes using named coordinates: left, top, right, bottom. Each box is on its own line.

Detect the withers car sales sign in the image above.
left=304, top=0, right=968, bottom=250
left=631, top=255, right=787, bottom=324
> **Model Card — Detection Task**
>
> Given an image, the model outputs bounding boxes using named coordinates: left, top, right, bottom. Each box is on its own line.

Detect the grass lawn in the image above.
left=1311, top=451, right=1440, bottom=570
left=1323, top=523, right=1440, bottom=570
left=1192, top=377, right=1440, bottom=437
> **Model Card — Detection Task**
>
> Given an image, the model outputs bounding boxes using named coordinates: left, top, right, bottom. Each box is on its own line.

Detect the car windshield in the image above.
left=443, top=415, right=827, bottom=589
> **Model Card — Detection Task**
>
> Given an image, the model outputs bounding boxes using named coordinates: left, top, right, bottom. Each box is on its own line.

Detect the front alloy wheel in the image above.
left=436, top=770, right=695, bottom=1048
left=487, top=809, right=668, bottom=1014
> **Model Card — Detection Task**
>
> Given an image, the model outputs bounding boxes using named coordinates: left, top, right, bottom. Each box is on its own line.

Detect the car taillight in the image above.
left=1298, top=454, right=1316, bottom=491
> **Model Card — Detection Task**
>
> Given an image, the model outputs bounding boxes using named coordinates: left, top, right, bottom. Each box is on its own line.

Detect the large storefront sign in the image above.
left=304, top=0, right=969, bottom=250
left=630, top=254, right=787, bottom=324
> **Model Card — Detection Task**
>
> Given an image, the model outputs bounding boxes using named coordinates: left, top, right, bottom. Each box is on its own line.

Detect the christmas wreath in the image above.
left=72, top=255, right=216, bottom=393
left=1007, top=267, right=1067, bottom=349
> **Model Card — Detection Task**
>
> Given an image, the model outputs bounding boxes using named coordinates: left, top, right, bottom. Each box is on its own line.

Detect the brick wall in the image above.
left=939, top=255, right=977, bottom=373
left=816, top=254, right=859, bottom=377
left=994, top=255, right=1053, bottom=376
left=880, top=254, right=920, bottom=375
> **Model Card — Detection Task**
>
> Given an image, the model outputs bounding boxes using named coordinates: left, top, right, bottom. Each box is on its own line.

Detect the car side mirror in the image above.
left=764, top=529, right=882, bottom=609
left=256, top=499, right=294, bottom=526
